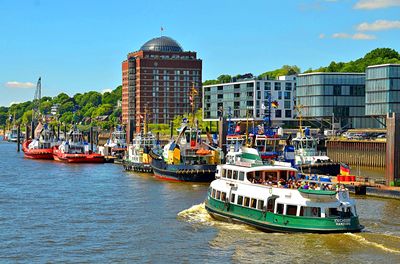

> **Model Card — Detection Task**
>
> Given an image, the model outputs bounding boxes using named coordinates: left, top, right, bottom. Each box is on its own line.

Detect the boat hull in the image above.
left=205, top=198, right=363, bottom=233
left=123, top=161, right=153, bottom=173
left=53, top=150, right=105, bottom=163
left=151, top=159, right=216, bottom=182
left=22, top=140, right=54, bottom=160
left=299, top=162, right=340, bottom=176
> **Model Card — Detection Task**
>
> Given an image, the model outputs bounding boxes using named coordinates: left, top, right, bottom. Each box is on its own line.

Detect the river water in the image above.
left=0, top=141, right=399, bottom=263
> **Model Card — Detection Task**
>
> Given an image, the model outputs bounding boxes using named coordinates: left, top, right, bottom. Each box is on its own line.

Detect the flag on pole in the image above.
left=271, top=100, right=279, bottom=108
left=340, top=163, right=350, bottom=175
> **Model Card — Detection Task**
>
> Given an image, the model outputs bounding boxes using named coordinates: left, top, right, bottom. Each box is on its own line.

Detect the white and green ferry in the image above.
left=205, top=147, right=363, bottom=233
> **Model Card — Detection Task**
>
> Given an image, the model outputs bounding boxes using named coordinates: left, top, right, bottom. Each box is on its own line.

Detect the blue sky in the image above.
left=0, top=0, right=399, bottom=106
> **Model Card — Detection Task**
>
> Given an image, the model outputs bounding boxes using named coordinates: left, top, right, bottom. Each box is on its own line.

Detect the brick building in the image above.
left=122, top=36, right=202, bottom=142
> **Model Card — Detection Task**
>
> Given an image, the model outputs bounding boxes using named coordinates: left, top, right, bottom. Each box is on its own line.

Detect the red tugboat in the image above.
left=22, top=123, right=58, bottom=160
left=53, top=127, right=105, bottom=163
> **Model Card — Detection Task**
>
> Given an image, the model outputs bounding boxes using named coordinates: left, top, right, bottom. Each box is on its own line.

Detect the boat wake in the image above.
left=346, top=233, right=400, bottom=254
left=177, top=203, right=255, bottom=232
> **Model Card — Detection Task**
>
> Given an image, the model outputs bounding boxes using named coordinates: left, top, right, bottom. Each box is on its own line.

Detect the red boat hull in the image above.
left=53, top=148, right=105, bottom=163
left=22, top=140, right=54, bottom=160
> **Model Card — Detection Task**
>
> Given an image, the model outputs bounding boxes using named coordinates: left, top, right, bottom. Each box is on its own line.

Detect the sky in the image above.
left=0, top=0, right=399, bottom=106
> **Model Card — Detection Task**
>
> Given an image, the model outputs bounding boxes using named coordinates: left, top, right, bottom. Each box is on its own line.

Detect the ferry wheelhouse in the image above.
left=205, top=148, right=363, bottom=233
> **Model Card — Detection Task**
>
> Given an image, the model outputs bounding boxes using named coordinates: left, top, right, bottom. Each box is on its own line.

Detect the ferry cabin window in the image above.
left=327, top=208, right=340, bottom=217
left=221, top=192, right=226, bottom=201
left=286, top=205, right=297, bottom=216
left=237, top=195, right=243, bottom=206
left=267, top=198, right=275, bottom=212
left=250, top=198, right=257, bottom=209
left=266, top=172, right=278, bottom=183
left=216, top=191, right=221, bottom=200
left=300, top=207, right=321, bottom=217
left=227, top=170, right=232, bottom=179
left=244, top=197, right=250, bottom=207
left=257, top=200, right=264, bottom=210
left=276, top=203, right=284, bottom=214
left=230, top=193, right=236, bottom=203
left=212, top=189, right=216, bottom=198
left=233, top=171, right=238, bottom=180
left=239, top=171, right=245, bottom=181
left=221, top=169, right=226, bottom=178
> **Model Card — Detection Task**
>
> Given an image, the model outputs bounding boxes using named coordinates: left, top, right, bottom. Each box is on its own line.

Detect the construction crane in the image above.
left=32, top=77, right=41, bottom=122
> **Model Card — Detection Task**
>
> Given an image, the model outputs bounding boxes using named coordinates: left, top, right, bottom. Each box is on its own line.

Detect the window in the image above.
left=257, top=200, right=265, bottom=210
left=230, top=193, right=236, bottom=203
left=284, top=91, right=291, bottom=99
left=275, top=110, right=282, bottom=118
left=247, top=83, right=254, bottom=88
left=276, top=203, right=284, bottom=214
left=217, top=86, right=223, bottom=91
left=333, top=85, right=341, bottom=95
left=237, top=195, right=243, bottom=205
left=227, top=170, right=232, bottom=179
left=285, top=110, right=292, bottom=118
left=278, top=92, right=282, bottom=100
left=250, top=198, right=257, bottom=209
left=212, top=189, right=216, bottom=198
left=234, top=84, right=240, bottom=89
left=267, top=198, right=275, bottom=212
left=217, top=94, right=223, bottom=99
left=285, top=83, right=292, bottom=90
left=239, top=171, right=245, bottom=181
left=221, top=192, right=226, bottom=201
left=284, top=101, right=291, bottom=109
left=274, top=82, right=281, bottom=90
left=327, top=208, right=340, bottom=217
left=286, top=205, right=297, bottom=216
left=221, top=169, right=226, bottom=178
left=300, top=206, right=321, bottom=217
left=264, top=82, right=271, bottom=90
left=244, top=197, right=250, bottom=207
left=233, top=171, right=238, bottom=180
left=216, top=191, right=221, bottom=200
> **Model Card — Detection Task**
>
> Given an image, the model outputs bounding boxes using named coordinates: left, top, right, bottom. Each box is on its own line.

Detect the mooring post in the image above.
left=90, top=126, right=94, bottom=151
left=25, top=124, right=29, bottom=140
left=385, top=113, right=400, bottom=186
left=17, top=124, right=21, bottom=152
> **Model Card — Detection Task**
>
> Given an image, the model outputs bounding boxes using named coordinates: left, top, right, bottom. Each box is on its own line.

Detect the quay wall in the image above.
left=326, top=140, right=385, bottom=167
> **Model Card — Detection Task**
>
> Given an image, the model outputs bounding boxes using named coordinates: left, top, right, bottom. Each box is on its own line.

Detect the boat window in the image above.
left=227, top=170, right=232, bottom=179
left=212, top=189, right=216, bottom=198
left=233, top=171, right=238, bottom=180
left=300, top=206, right=321, bottom=217
left=276, top=203, right=284, bottom=214
left=266, top=172, right=278, bottom=183
left=216, top=191, right=221, bottom=200
left=221, top=192, right=226, bottom=201
left=255, top=171, right=261, bottom=182
left=286, top=205, right=297, bottom=216
left=244, top=197, right=250, bottom=207
left=327, top=208, right=340, bottom=217
left=239, top=171, right=245, bottom=181
left=250, top=198, right=257, bottom=209
left=266, top=197, right=275, bottom=212
left=237, top=195, right=243, bottom=205
left=257, top=200, right=264, bottom=210
left=280, top=170, right=288, bottom=181
left=221, top=169, right=226, bottom=178
left=230, top=193, right=236, bottom=203
left=247, top=172, right=254, bottom=183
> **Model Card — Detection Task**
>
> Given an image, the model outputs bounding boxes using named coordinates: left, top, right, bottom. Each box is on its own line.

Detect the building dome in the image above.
left=140, top=36, right=183, bottom=52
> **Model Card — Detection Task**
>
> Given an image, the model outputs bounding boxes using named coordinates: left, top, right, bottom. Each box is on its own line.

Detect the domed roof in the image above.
left=140, top=36, right=183, bottom=52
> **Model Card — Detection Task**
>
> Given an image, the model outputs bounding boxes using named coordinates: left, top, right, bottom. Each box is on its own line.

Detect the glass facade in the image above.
left=296, top=73, right=375, bottom=128
left=365, top=64, right=400, bottom=116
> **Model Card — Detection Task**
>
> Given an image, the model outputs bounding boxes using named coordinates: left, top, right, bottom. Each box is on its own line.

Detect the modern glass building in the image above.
left=202, top=76, right=296, bottom=123
left=296, top=72, right=378, bottom=128
left=366, top=64, right=400, bottom=116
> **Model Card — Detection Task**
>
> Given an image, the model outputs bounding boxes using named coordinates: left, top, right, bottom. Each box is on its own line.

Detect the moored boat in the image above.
left=205, top=147, right=363, bottom=233
left=53, top=127, right=104, bottom=163
left=98, top=126, right=127, bottom=162
left=123, top=132, right=156, bottom=173
left=22, top=123, right=58, bottom=159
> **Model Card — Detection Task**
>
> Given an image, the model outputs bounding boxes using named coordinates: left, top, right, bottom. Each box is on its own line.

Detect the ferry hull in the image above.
left=151, top=159, right=216, bottom=182
left=205, top=198, right=363, bottom=233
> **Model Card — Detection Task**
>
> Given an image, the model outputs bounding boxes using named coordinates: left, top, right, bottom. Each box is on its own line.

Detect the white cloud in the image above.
left=9, top=101, right=21, bottom=106
left=357, top=20, right=400, bottom=31
left=101, top=88, right=113, bottom=94
left=354, top=0, right=400, bottom=9
left=319, top=33, right=326, bottom=38
left=5, top=81, right=35, bottom=88
left=332, top=32, right=376, bottom=39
